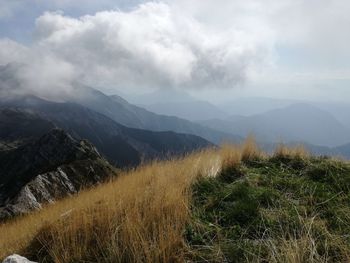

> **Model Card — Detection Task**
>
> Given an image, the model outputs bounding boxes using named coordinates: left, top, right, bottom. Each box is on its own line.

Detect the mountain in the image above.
left=0, top=65, right=241, bottom=144
left=313, top=102, right=350, bottom=130
left=0, top=100, right=212, bottom=167
left=199, top=103, right=350, bottom=147
left=142, top=100, right=228, bottom=121
left=0, top=129, right=115, bottom=220
left=0, top=108, right=55, bottom=150
left=126, top=88, right=196, bottom=105
left=66, top=85, right=240, bottom=144
left=335, top=143, right=350, bottom=158
left=219, top=97, right=298, bottom=116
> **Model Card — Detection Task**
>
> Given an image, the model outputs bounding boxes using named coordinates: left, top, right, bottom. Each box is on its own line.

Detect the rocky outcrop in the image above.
left=2, top=254, right=36, bottom=263
left=0, top=129, right=115, bottom=220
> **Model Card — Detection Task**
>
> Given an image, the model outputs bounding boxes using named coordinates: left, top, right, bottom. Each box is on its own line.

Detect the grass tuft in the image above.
left=1, top=139, right=350, bottom=262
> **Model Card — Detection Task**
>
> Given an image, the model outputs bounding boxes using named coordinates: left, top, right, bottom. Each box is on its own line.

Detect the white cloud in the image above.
left=1, top=0, right=350, bottom=100
left=0, top=38, right=28, bottom=63
left=28, top=2, right=272, bottom=91
left=0, top=1, right=270, bottom=95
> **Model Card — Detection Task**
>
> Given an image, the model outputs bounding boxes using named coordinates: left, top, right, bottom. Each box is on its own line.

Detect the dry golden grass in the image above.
left=0, top=147, right=226, bottom=262
left=0, top=137, right=339, bottom=262
left=274, top=143, right=309, bottom=159
left=241, top=134, right=264, bottom=161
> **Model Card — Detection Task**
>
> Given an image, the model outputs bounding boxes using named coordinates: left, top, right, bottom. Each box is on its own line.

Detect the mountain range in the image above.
left=64, top=85, right=241, bottom=144
left=1, top=63, right=350, bottom=223
left=0, top=100, right=212, bottom=167
left=199, top=103, right=350, bottom=147
left=123, top=88, right=228, bottom=121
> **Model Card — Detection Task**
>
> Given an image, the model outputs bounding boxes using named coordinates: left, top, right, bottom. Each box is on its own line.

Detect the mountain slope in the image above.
left=0, top=129, right=115, bottom=220
left=218, top=97, right=298, bottom=116
left=67, top=85, right=240, bottom=144
left=2, top=143, right=350, bottom=262
left=0, top=65, right=240, bottom=144
left=0, top=108, right=55, bottom=150
left=141, top=100, right=228, bottom=121
left=125, top=88, right=196, bottom=105
left=200, top=103, right=350, bottom=147
left=0, top=99, right=212, bottom=166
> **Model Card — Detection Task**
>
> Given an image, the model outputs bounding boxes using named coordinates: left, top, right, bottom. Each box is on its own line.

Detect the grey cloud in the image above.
left=29, top=2, right=269, bottom=92
left=2, top=0, right=350, bottom=101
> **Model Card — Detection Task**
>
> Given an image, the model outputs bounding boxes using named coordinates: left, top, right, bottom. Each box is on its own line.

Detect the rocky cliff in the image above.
left=0, top=129, right=115, bottom=220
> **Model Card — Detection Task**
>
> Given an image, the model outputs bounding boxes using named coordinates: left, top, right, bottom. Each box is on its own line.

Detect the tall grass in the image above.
left=274, top=143, right=309, bottom=159
left=0, top=147, right=225, bottom=262
left=241, top=134, right=264, bottom=162
left=0, top=137, right=344, bottom=262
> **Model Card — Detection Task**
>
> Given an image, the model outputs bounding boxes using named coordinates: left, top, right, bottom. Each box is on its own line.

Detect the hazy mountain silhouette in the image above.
left=200, top=103, right=350, bottom=147
left=126, top=88, right=196, bottom=105
left=219, top=97, right=298, bottom=116
left=142, top=100, right=228, bottom=121
left=65, top=85, right=241, bottom=144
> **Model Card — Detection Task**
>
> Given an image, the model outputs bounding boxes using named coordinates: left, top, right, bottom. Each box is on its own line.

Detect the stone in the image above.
left=0, top=129, right=114, bottom=220
left=2, top=254, right=36, bottom=263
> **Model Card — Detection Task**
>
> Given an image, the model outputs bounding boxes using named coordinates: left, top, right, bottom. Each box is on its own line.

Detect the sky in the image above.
left=0, top=0, right=350, bottom=102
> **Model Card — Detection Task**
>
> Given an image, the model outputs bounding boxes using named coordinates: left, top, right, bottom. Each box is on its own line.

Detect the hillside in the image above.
left=200, top=103, right=350, bottom=147
left=69, top=85, right=241, bottom=144
left=0, top=129, right=115, bottom=220
left=188, top=148, right=350, bottom=262
left=141, top=100, right=228, bottom=121
left=218, top=97, right=298, bottom=116
left=0, top=66, right=240, bottom=145
left=1, top=140, right=350, bottom=262
left=0, top=101, right=212, bottom=167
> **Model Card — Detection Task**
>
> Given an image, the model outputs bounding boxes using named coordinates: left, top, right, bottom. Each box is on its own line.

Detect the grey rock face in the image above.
left=2, top=254, right=36, bottom=263
left=0, top=129, right=114, bottom=220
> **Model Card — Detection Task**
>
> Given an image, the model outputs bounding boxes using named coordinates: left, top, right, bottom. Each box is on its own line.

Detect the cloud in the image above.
left=32, top=2, right=272, bottom=90
left=0, top=38, right=28, bottom=63
left=0, top=1, right=274, bottom=97
left=2, top=0, right=350, bottom=100
left=0, top=38, right=77, bottom=99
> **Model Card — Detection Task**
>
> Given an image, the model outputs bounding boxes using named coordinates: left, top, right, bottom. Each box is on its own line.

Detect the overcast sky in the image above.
left=0, top=0, right=350, bottom=102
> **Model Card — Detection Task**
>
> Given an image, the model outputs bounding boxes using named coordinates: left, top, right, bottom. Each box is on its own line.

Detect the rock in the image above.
left=2, top=254, right=36, bottom=263
left=0, top=129, right=115, bottom=220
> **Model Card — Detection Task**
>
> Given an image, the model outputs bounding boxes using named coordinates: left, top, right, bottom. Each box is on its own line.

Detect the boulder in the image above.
left=2, top=254, right=36, bottom=263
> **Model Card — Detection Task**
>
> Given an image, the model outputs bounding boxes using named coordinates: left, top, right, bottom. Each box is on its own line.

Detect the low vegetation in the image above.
left=1, top=139, right=350, bottom=262
left=187, top=148, right=350, bottom=262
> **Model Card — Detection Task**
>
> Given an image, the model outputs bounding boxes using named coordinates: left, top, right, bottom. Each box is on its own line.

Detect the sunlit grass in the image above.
left=0, top=137, right=349, bottom=262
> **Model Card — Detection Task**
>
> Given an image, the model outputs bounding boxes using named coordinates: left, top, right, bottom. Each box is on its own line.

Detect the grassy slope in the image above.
left=1, top=139, right=350, bottom=262
left=0, top=148, right=219, bottom=262
left=187, top=149, right=350, bottom=262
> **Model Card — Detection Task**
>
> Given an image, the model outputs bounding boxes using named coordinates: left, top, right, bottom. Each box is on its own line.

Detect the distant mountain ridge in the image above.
left=0, top=100, right=212, bottom=167
left=66, top=85, right=241, bottom=144
left=141, top=100, right=228, bottom=121
left=125, top=88, right=196, bottom=105
left=0, top=65, right=241, bottom=144
left=200, top=103, right=350, bottom=147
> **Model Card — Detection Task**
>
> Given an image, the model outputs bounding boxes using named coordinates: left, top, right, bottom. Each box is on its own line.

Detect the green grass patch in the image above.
left=186, top=156, right=350, bottom=262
